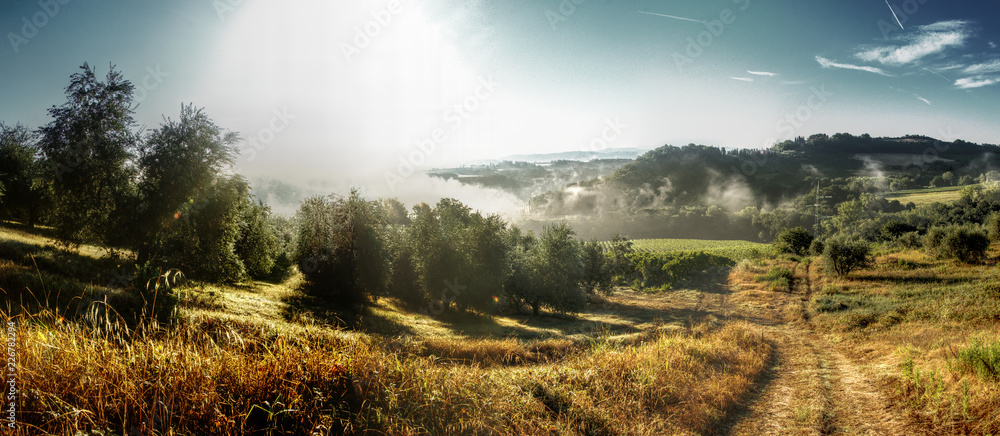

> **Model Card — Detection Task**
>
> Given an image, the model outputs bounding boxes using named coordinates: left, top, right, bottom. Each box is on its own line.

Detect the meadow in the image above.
left=883, top=185, right=967, bottom=206
left=1, top=223, right=774, bottom=435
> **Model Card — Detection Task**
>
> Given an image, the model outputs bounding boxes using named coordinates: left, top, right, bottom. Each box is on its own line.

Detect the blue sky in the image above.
left=1, top=0, right=998, bottom=197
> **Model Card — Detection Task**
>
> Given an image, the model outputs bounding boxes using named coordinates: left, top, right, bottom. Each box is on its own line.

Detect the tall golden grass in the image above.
left=4, top=304, right=772, bottom=435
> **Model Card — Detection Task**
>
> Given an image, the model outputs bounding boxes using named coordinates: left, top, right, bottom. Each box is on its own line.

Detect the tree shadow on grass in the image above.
left=281, top=290, right=420, bottom=336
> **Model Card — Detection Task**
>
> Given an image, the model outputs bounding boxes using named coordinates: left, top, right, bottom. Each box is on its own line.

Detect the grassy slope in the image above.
left=803, top=246, right=1000, bottom=434
left=884, top=185, right=967, bottom=206
left=1, top=225, right=773, bottom=435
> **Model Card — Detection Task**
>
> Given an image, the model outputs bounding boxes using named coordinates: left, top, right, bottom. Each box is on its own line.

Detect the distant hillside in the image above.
left=428, top=159, right=635, bottom=201
left=530, top=133, right=1000, bottom=216
left=500, top=147, right=646, bottom=163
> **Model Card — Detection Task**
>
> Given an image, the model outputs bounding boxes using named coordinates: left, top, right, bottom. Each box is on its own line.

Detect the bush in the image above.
left=628, top=251, right=733, bottom=291
left=809, top=238, right=825, bottom=256
left=987, top=212, right=1000, bottom=243
left=822, top=237, right=873, bottom=276
left=893, top=231, right=923, bottom=250
left=774, top=227, right=813, bottom=256
left=925, top=224, right=989, bottom=263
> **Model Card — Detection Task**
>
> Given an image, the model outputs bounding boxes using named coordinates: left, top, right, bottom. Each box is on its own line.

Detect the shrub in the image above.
left=880, top=220, right=917, bottom=242
left=627, top=251, right=733, bottom=291
left=822, top=237, right=873, bottom=276
left=755, top=266, right=794, bottom=292
left=893, top=231, right=922, bottom=250
left=987, top=212, right=1000, bottom=243
left=774, top=227, right=814, bottom=256
left=924, top=224, right=989, bottom=263
left=809, top=238, right=825, bottom=256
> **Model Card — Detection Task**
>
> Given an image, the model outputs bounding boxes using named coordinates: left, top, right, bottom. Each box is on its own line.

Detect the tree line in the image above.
left=0, top=63, right=292, bottom=283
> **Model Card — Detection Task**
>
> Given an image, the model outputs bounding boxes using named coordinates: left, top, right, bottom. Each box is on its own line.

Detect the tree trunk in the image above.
left=532, top=301, right=540, bottom=316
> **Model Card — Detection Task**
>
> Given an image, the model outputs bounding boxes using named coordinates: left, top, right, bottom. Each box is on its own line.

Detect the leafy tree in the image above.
left=234, top=199, right=283, bottom=280
left=0, top=123, right=47, bottom=227
left=774, top=227, right=813, bottom=256
left=150, top=176, right=250, bottom=282
left=386, top=225, right=425, bottom=308
left=822, top=237, right=872, bottom=276
left=134, top=104, right=239, bottom=263
left=606, top=233, right=635, bottom=283
left=580, top=240, right=613, bottom=296
left=508, top=224, right=586, bottom=316
left=295, top=190, right=389, bottom=306
left=37, top=63, right=139, bottom=245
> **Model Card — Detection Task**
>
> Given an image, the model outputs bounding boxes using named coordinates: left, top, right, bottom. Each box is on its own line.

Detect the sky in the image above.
left=1, top=0, right=999, bottom=206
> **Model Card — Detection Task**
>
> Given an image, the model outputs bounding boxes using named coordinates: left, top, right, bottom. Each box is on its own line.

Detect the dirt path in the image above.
left=720, top=261, right=922, bottom=436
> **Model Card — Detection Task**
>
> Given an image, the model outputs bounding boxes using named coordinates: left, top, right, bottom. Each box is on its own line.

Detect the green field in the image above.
left=603, top=238, right=769, bottom=262
left=884, top=185, right=969, bottom=206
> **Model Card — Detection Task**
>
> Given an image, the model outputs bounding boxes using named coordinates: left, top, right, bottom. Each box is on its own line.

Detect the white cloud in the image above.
left=855, top=20, right=970, bottom=66
left=955, top=76, right=1000, bottom=89
left=963, top=59, right=1000, bottom=75
left=914, top=94, right=932, bottom=105
left=746, top=70, right=777, bottom=77
left=990, top=41, right=997, bottom=49
left=815, top=56, right=892, bottom=76
left=729, top=77, right=754, bottom=82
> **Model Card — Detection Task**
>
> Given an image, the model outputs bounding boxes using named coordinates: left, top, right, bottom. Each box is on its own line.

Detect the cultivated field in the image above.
left=609, top=238, right=769, bottom=262
left=884, top=185, right=967, bottom=206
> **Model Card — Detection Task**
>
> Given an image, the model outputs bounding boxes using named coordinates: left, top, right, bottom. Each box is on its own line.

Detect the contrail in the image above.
left=885, top=0, right=904, bottom=29
left=918, top=66, right=951, bottom=83
left=638, top=10, right=706, bottom=24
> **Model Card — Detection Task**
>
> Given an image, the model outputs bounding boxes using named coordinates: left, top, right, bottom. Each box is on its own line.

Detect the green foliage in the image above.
left=234, top=199, right=287, bottom=280
left=774, top=227, right=813, bottom=256
left=38, top=63, right=139, bottom=246
left=505, top=224, right=587, bottom=315
left=134, top=104, right=240, bottom=262
left=605, top=233, right=635, bottom=284
left=809, top=238, right=825, bottom=256
left=627, top=251, right=733, bottom=291
left=955, top=338, right=1000, bottom=381
left=0, top=122, right=47, bottom=227
left=756, top=266, right=794, bottom=291
left=624, top=238, right=766, bottom=262
left=924, top=224, right=989, bottom=263
left=987, top=212, right=1000, bottom=243
left=580, top=241, right=613, bottom=296
left=822, top=237, right=872, bottom=276
left=148, top=176, right=251, bottom=283
left=295, top=190, right=389, bottom=306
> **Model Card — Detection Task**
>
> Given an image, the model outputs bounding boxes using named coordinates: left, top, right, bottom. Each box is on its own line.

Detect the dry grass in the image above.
left=0, top=224, right=781, bottom=435
left=3, top=306, right=772, bottom=435
left=803, top=246, right=1000, bottom=434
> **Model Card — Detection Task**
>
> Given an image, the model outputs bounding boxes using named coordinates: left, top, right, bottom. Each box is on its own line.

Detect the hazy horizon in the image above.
left=2, top=0, right=999, bottom=214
